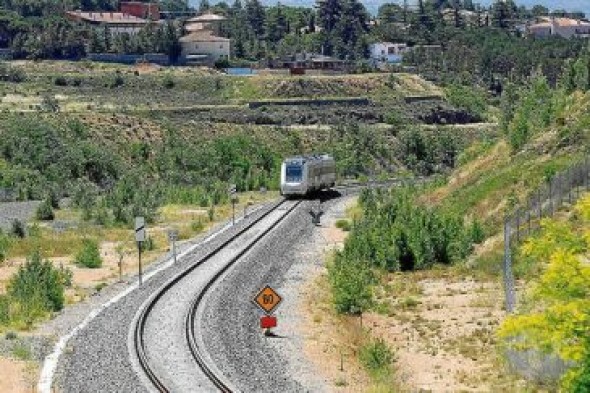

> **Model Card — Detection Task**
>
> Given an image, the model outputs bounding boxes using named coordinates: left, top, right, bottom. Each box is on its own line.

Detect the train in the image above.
left=280, top=154, right=336, bottom=196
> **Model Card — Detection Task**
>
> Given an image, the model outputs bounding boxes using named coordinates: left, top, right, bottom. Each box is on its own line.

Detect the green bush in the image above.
left=191, top=220, right=205, bottom=233
left=0, top=230, right=10, bottom=262
left=110, top=74, right=125, bottom=88
left=48, top=189, right=60, bottom=209
left=10, top=219, right=26, bottom=238
left=359, top=338, right=394, bottom=374
left=162, top=75, right=175, bottom=89
left=445, top=84, right=487, bottom=119
left=327, top=255, right=373, bottom=314
left=75, top=239, right=103, bottom=268
left=54, top=76, right=68, bottom=86
left=143, top=236, right=156, bottom=251
left=335, top=219, right=351, bottom=232
left=36, top=199, right=54, bottom=221
left=8, top=249, right=71, bottom=313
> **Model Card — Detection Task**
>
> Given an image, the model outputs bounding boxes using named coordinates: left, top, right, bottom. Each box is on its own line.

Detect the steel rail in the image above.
left=134, top=198, right=298, bottom=393
left=185, top=200, right=301, bottom=393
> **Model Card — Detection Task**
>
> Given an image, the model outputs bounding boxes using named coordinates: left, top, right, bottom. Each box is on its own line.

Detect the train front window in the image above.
left=286, top=165, right=303, bottom=182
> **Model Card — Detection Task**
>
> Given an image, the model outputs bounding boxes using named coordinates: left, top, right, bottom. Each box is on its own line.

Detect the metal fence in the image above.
left=503, top=156, right=590, bottom=312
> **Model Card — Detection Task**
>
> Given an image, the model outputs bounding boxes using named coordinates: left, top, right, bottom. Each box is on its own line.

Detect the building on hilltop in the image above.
left=180, top=12, right=230, bottom=65
left=184, top=12, right=226, bottom=35
left=120, top=1, right=160, bottom=21
left=528, top=17, right=590, bottom=38
left=65, top=11, right=153, bottom=35
left=369, top=42, right=408, bottom=65
left=179, top=30, right=230, bottom=65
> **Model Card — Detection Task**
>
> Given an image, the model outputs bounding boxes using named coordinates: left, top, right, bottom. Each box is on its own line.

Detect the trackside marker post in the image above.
left=253, top=285, right=283, bottom=335
left=260, top=315, right=277, bottom=329
left=135, top=217, right=146, bottom=286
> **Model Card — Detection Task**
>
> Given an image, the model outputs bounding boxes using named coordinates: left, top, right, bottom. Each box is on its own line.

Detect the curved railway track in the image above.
left=133, top=198, right=301, bottom=393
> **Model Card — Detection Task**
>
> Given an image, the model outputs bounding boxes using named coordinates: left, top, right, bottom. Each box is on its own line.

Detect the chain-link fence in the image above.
left=503, top=156, right=590, bottom=312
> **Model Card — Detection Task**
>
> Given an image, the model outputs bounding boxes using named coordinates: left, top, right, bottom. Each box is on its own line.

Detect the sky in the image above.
left=200, top=0, right=590, bottom=17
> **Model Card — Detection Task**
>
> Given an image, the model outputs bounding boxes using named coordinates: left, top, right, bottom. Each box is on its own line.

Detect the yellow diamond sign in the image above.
left=253, top=285, right=283, bottom=314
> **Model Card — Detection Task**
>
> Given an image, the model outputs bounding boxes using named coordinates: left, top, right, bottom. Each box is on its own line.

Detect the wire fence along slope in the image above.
left=503, top=156, right=590, bottom=313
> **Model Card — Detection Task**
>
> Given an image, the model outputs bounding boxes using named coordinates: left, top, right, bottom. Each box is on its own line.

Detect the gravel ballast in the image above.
left=53, top=202, right=276, bottom=393
left=136, top=202, right=298, bottom=392
left=199, top=194, right=351, bottom=392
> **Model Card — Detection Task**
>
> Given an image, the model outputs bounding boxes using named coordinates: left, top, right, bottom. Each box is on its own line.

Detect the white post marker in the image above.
left=135, top=217, right=146, bottom=285
left=167, top=228, right=179, bottom=264
left=229, top=184, right=237, bottom=225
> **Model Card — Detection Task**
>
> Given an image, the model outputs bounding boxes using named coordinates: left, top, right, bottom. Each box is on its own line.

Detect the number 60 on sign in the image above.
left=253, top=285, right=283, bottom=315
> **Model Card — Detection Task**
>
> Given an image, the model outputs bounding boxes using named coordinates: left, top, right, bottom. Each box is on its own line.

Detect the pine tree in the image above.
left=246, top=0, right=265, bottom=38
left=199, top=0, right=210, bottom=13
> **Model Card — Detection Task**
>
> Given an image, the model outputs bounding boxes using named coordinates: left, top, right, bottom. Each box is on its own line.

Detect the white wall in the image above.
left=181, top=40, right=230, bottom=61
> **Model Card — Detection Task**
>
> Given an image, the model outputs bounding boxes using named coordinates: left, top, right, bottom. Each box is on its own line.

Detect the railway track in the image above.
left=133, top=198, right=301, bottom=393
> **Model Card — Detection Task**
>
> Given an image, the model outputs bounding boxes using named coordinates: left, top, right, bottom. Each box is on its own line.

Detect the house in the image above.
left=369, top=42, right=408, bottom=64
left=180, top=12, right=230, bottom=65
left=179, top=30, right=230, bottom=65
left=528, top=17, right=590, bottom=38
left=184, top=12, right=226, bottom=35
left=65, top=11, right=152, bottom=35
left=120, top=1, right=160, bottom=20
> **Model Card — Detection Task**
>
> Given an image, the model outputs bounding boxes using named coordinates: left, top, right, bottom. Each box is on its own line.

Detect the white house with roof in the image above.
left=179, top=31, right=230, bottom=64
left=180, top=12, right=230, bottom=65
left=369, top=42, right=408, bottom=64
left=528, top=17, right=590, bottom=38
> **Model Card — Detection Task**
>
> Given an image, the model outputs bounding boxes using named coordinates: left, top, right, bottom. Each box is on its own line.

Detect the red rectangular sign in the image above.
left=260, top=315, right=277, bottom=329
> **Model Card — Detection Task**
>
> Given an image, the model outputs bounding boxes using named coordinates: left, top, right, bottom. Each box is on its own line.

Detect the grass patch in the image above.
left=335, top=219, right=351, bottom=231
left=11, top=342, right=32, bottom=360
left=359, top=337, right=396, bottom=384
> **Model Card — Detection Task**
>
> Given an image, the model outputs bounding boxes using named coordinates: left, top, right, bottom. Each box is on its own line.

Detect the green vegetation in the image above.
left=74, top=239, right=103, bottom=269
left=335, top=219, right=351, bottom=231
left=0, top=250, right=72, bottom=329
left=359, top=337, right=395, bottom=378
left=36, top=199, right=55, bottom=221
left=329, top=187, right=483, bottom=314
left=498, top=194, right=590, bottom=391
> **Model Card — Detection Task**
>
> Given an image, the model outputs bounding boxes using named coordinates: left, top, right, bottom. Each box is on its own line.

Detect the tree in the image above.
left=199, top=0, right=210, bottom=13
left=531, top=5, right=549, bottom=17
left=246, top=0, right=265, bottom=38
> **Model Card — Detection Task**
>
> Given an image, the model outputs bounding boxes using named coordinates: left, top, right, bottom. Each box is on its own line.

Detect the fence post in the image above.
left=503, top=218, right=515, bottom=313
left=515, top=208, right=520, bottom=244
left=527, top=204, right=531, bottom=237
left=537, top=188, right=542, bottom=223
left=584, top=156, right=590, bottom=191
left=548, top=177, right=553, bottom=216
left=567, top=168, right=575, bottom=205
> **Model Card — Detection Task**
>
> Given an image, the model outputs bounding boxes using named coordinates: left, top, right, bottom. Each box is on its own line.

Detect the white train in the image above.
left=280, top=154, right=336, bottom=196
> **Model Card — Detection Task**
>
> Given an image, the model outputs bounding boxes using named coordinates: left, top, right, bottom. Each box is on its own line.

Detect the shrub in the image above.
left=110, top=75, right=125, bottom=88
left=8, top=249, right=71, bottom=313
left=469, top=219, right=485, bottom=244
left=10, top=219, right=26, bottom=238
left=143, top=236, right=156, bottom=251
left=359, top=338, right=394, bottom=375
left=0, top=231, right=10, bottom=262
left=48, top=189, right=60, bottom=209
left=162, top=75, right=175, bottom=89
left=191, top=220, right=205, bottom=233
left=335, top=219, right=351, bottom=231
left=54, top=76, right=68, bottom=86
left=36, top=199, right=54, bottom=221
left=75, top=239, right=103, bottom=268
left=328, top=255, right=373, bottom=313
left=40, top=95, right=60, bottom=112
